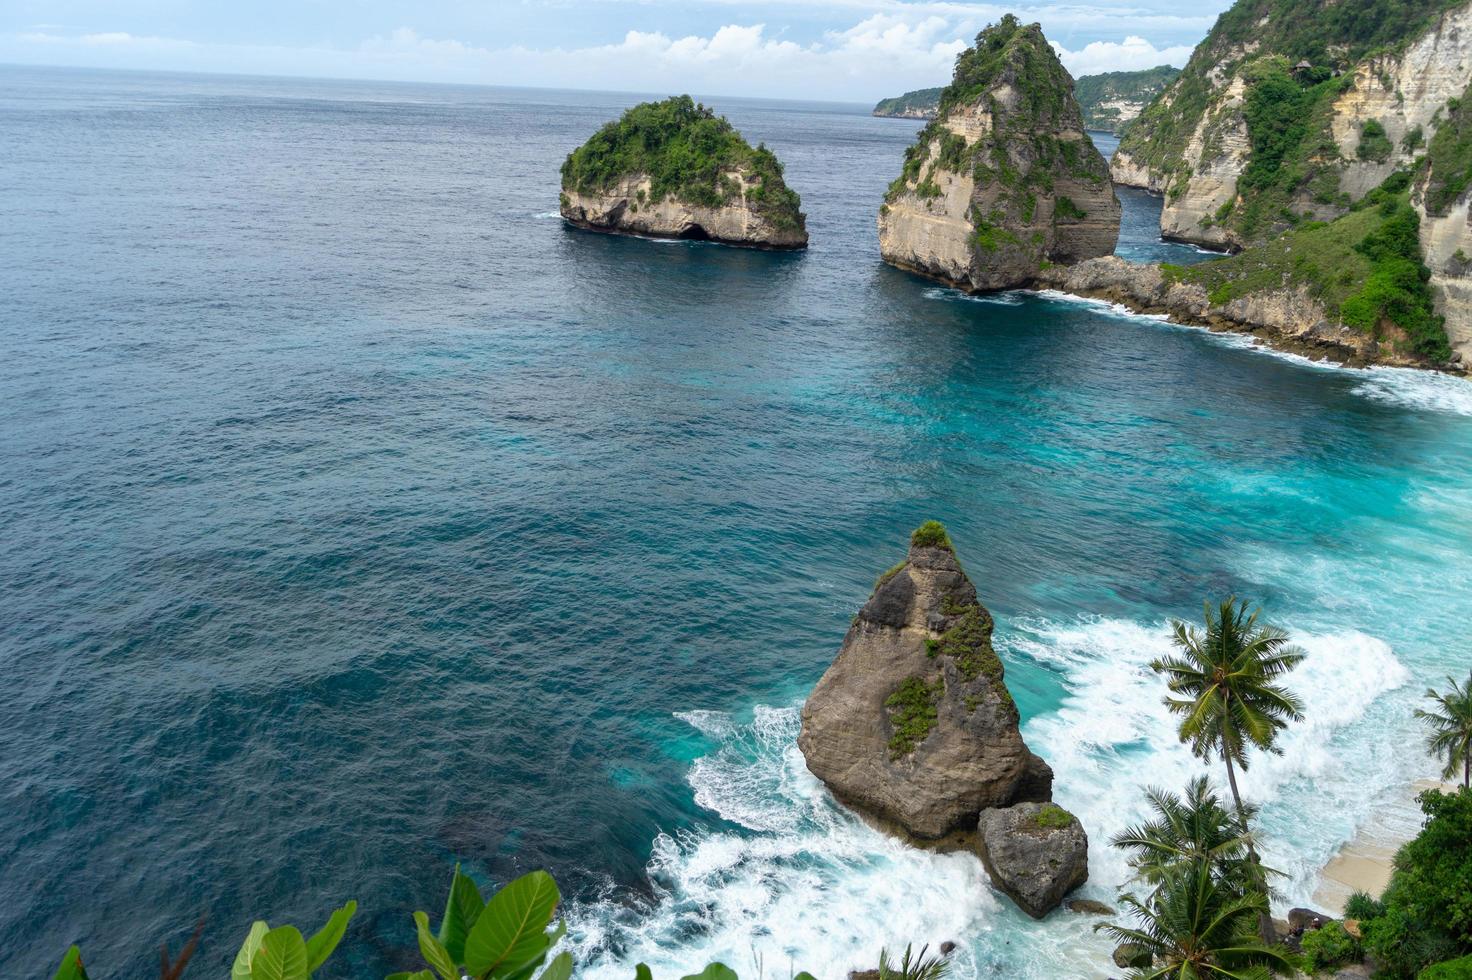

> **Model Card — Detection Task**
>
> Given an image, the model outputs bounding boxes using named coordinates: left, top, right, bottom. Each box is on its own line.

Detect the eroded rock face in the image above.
left=878, top=16, right=1119, bottom=292
left=561, top=173, right=808, bottom=250
left=1032, top=255, right=1437, bottom=368
left=974, top=802, right=1089, bottom=918
left=1114, top=0, right=1472, bottom=250
left=797, top=530, right=1050, bottom=840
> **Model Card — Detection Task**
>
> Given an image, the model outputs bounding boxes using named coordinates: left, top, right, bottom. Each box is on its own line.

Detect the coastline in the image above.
left=1030, top=257, right=1469, bottom=375
left=1311, top=778, right=1461, bottom=915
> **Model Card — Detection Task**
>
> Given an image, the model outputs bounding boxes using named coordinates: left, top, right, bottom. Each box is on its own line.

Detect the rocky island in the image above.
left=874, top=67, right=1181, bottom=132
left=798, top=522, right=1087, bottom=918
left=560, top=95, right=808, bottom=250
left=1107, top=0, right=1472, bottom=366
left=878, top=16, right=1121, bottom=292
left=872, top=87, right=944, bottom=120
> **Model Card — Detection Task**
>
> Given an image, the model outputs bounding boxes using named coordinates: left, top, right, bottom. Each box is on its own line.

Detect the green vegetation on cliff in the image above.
left=1423, top=82, right=1472, bottom=216
left=872, top=87, right=943, bottom=118
left=1119, top=0, right=1465, bottom=240
left=884, top=16, right=1109, bottom=220
left=560, top=96, right=804, bottom=231
left=886, top=676, right=943, bottom=758
left=1163, top=174, right=1450, bottom=359
left=1074, top=65, right=1180, bottom=132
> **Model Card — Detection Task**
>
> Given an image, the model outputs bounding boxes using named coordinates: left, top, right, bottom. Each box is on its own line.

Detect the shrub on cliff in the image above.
left=1300, top=920, right=1361, bottom=971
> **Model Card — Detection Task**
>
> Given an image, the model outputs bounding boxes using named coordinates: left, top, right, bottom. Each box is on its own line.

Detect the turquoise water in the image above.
left=2, top=68, right=1471, bottom=977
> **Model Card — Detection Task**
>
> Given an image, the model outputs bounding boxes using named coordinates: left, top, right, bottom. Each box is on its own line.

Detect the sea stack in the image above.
left=798, top=522, right=1084, bottom=915
left=877, top=16, right=1120, bottom=290
left=560, top=96, right=808, bottom=250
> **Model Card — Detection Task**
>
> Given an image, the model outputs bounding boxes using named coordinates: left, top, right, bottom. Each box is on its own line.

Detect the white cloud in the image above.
left=3, top=15, right=1196, bottom=100
left=1051, top=35, right=1192, bottom=75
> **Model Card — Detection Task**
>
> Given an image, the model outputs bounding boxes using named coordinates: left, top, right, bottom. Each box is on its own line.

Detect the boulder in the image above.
left=1067, top=898, right=1116, bottom=916
left=1288, top=907, right=1335, bottom=934
left=975, top=801, right=1089, bottom=918
left=1113, top=942, right=1152, bottom=969
left=798, top=523, right=1050, bottom=839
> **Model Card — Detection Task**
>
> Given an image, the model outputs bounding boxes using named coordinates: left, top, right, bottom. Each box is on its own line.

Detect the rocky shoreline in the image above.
left=1031, top=256, right=1469, bottom=373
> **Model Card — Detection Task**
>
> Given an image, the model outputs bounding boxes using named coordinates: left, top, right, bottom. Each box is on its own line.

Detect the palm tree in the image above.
left=1111, top=776, right=1260, bottom=894
left=1415, top=670, right=1472, bottom=789
left=877, top=944, right=949, bottom=980
left=1099, top=862, right=1296, bottom=980
left=1150, top=599, right=1305, bottom=845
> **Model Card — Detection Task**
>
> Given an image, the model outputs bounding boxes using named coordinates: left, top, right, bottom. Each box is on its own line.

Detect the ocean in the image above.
left=2, top=66, right=1471, bottom=978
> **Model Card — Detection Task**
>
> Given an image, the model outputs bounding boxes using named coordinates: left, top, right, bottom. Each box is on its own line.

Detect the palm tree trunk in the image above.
left=1223, top=750, right=1276, bottom=944
left=1463, top=751, right=1468, bottom=790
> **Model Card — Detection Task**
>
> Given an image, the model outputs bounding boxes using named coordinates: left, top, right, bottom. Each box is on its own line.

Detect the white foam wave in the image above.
left=1351, top=366, right=1472, bottom=416
left=1031, top=288, right=1172, bottom=323
left=572, top=617, right=1412, bottom=978
left=921, top=286, right=1026, bottom=306
left=533, top=210, right=562, bottom=219
left=1011, top=617, right=1411, bottom=905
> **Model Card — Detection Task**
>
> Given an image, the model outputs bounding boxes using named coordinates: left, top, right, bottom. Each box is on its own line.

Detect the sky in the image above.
left=0, top=1, right=1234, bottom=101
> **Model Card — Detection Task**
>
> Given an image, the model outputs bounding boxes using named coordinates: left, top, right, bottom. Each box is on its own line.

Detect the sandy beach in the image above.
left=1312, top=778, right=1460, bottom=914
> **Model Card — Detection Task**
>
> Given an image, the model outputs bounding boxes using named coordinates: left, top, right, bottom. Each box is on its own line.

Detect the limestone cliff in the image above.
left=1415, top=83, right=1472, bottom=364
left=797, top=522, right=1053, bottom=841
left=878, top=16, right=1120, bottom=291
left=560, top=96, right=807, bottom=250
left=1113, top=0, right=1472, bottom=252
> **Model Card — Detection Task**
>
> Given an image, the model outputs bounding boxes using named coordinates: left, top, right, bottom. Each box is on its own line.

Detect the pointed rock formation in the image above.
left=877, top=16, right=1120, bottom=291
left=797, top=522, right=1053, bottom=841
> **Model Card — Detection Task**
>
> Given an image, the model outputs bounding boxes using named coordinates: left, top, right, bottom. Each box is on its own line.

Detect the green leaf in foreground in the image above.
left=51, top=946, right=90, bottom=980
left=232, top=921, right=270, bottom=980
left=414, top=910, right=460, bottom=980
left=305, top=900, right=357, bottom=972
left=463, top=870, right=561, bottom=977
left=251, top=925, right=310, bottom=980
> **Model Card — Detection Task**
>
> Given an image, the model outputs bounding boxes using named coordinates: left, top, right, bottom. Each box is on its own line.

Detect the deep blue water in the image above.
left=3, top=67, right=1472, bottom=979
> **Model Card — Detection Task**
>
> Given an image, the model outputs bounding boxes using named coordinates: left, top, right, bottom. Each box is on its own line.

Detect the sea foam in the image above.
left=568, top=618, right=1410, bottom=979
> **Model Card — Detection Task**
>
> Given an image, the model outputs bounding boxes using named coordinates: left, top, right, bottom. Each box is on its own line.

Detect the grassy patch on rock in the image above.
left=910, top=520, right=953, bottom=550
left=1032, top=803, right=1077, bottom=831
left=886, top=676, right=944, bottom=758
left=1163, top=173, right=1449, bottom=360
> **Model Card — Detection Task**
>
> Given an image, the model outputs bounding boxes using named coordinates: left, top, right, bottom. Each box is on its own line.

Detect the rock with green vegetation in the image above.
left=975, top=801, right=1089, bottom=918
left=873, top=87, right=944, bottom=119
left=560, top=96, right=807, bottom=250
left=1074, top=65, right=1181, bottom=133
left=1112, top=0, right=1472, bottom=255
left=877, top=16, right=1120, bottom=292
left=1034, top=173, right=1455, bottom=367
left=797, top=521, right=1052, bottom=840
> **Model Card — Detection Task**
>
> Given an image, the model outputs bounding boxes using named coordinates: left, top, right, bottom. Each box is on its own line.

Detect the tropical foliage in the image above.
left=1100, top=861, right=1295, bottom=979
left=1415, top=671, right=1472, bottom=788
left=1151, top=599, right=1305, bottom=845
left=49, top=867, right=827, bottom=980
left=1353, top=788, right=1472, bottom=977
left=1110, top=776, right=1259, bottom=894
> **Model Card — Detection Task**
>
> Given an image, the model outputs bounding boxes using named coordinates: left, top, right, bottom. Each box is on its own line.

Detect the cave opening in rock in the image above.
left=678, top=223, right=711, bottom=241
